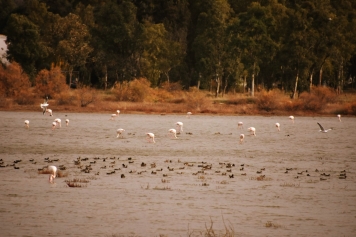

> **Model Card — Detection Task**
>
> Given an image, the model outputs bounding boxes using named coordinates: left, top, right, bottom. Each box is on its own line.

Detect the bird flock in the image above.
left=21, top=101, right=344, bottom=184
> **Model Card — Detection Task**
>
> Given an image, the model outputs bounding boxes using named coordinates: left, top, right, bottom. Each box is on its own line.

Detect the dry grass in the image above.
left=2, top=80, right=355, bottom=116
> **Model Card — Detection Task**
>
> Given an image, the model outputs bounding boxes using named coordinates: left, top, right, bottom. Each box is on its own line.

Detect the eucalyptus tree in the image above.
left=56, top=13, right=92, bottom=87
left=192, top=0, right=232, bottom=97
left=230, top=2, right=277, bottom=97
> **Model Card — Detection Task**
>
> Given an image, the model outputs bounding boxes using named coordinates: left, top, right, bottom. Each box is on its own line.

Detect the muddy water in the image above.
left=0, top=111, right=355, bottom=236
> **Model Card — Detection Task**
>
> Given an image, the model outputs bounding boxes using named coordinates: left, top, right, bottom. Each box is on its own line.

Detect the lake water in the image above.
left=0, top=111, right=355, bottom=236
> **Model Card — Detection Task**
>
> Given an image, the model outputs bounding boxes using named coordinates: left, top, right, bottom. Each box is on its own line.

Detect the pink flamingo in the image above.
left=169, top=129, right=177, bottom=138
left=238, top=122, right=243, bottom=129
left=54, top=118, right=61, bottom=128
left=116, top=128, right=125, bottom=138
left=24, top=120, right=30, bottom=129
left=275, top=123, right=280, bottom=131
left=337, top=114, right=341, bottom=122
left=48, top=165, right=57, bottom=183
left=176, top=122, right=183, bottom=134
left=289, top=116, right=295, bottom=123
left=65, top=119, right=69, bottom=126
left=52, top=122, right=57, bottom=130
left=248, top=127, right=256, bottom=136
left=146, top=133, right=155, bottom=143
left=186, top=112, right=192, bottom=118
left=110, top=110, right=120, bottom=120
left=239, top=134, right=245, bottom=144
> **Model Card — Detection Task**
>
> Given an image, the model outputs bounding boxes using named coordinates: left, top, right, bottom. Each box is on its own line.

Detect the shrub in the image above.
left=0, top=62, right=31, bottom=97
left=77, top=86, right=97, bottom=107
left=35, top=67, right=67, bottom=99
left=14, top=89, right=36, bottom=105
left=114, top=78, right=152, bottom=102
left=55, top=90, right=76, bottom=106
left=350, top=102, right=356, bottom=115
left=256, top=90, right=278, bottom=112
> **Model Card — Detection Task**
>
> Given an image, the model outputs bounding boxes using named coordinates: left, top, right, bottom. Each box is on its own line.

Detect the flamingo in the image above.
left=65, top=119, right=69, bottom=126
left=337, top=114, right=341, bottom=122
left=239, top=134, right=244, bottom=144
left=168, top=129, right=177, bottom=138
left=48, top=165, right=57, bottom=183
left=24, top=120, right=29, bottom=129
left=54, top=118, right=61, bottom=128
left=289, top=116, right=295, bottom=123
left=110, top=110, right=120, bottom=120
left=146, top=133, right=155, bottom=143
left=176, top=122, right=183, bottom=134
left=186, top=112, right=192, bottom=118
left=44, top=108, right=53, bottom=116
left=52, top=121, right=57, bottom=130
left=317, top=122, right=332, bottom=133
left=40, top=97, right=49, bottom=115
left=275, top=122, right=280, bottom=131
left=238, top=122, right=243, bottom=129
left=248, top=127, right=256, bottom=136
left=116, top=128, right=125, bottom=138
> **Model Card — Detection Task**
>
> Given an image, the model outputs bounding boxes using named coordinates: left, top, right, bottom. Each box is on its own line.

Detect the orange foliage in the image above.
left=0, top=62, right=31, bottom=97
left=35, top=67, right=67, bottom=98
left=114, top=78, right=152, bottom=102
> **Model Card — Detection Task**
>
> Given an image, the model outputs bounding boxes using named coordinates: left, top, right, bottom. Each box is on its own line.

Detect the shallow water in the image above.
left=0, top=111, right=355, bottom=236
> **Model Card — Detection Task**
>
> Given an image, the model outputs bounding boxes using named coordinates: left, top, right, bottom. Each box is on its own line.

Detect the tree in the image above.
left=57, top=13, right=92, bottom=88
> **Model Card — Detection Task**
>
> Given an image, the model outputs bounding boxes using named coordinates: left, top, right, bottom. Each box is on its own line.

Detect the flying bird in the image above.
left=40, top=97, right=49, bottom=115
left=116, top=128, right=125, bottom=138
left=317, top=122, right=332, bottom=133
left=24, top=120, right=29, bottom=129
left=146, top=133, right=155, bottom=143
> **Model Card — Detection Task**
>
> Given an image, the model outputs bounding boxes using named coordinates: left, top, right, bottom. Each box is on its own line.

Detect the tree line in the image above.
left=1, top=0, right=356, bottom=98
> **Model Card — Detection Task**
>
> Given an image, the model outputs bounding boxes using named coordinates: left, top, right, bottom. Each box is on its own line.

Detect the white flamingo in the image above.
left=44, top=108, right=53, bottom=116
left=40, top=97, right=49, bottom=115
left=248, top=127, right=256, bottom=136
left=239, top=134, right=245, bottom=144
left=317, top=122, right=332, bottom=133
left=110, top=110, right=120, bottom=120
left=275, top=122, right=280, bottom=131
left=289, top=116, right=295, bottom=123
left=186, top=112, right=192, bottom=118
left=24, top=120, right=29, bottom=128
left=52, top=121, right=57, bottom=130
left=146, top=133, right=155, bottom=143
left=48, top=165, right=57, bottom=183
left=54, top=118, right=61, bottom=128
left=176, top=122, right=183, bottom=134
left=337, top=114, right=341, bottom=122
left=65, top=119, right=69, bottom=126
left=116, top=128, right=125, bottom=138
left=168, top=129, right=177, bottom=138
left=238, top=122, right=243, bottom=129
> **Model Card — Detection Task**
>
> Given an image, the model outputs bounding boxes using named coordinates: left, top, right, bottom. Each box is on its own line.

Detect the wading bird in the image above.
left=186, top=112, right=192, bottom=118
left=146, top=133, right=155, bottom=143
left=337, top=114, right=341, bottom=122
left=275, top=123, right=280, bottom=131
left=65, top=119, right=69, bottom=126
left=317, top=122, right=332, bottom=133
left=239, top=134, right=244, bottom=144
left=169, top=129, right=177, bottom=138
left=176, top=122, right=183, bottom=134
left=238, top=122, right=243, bottom=129
left=289, top=116, right=295, bottom=123
left=48, top=165, right=57, bottom=183
left=24, top=120, right=29, bottom=129
left=248, top=127, right=256, bottom=136
left=52, top=122, right=57, bottom=130
left=110, top=110, right=120, bottom=120
left=54, top=118, right=61, bottom=128
left=116, top=128, right=125, bottom=138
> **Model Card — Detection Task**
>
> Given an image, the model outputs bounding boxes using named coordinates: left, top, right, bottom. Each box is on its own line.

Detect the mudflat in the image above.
left=0, top=111, right=355, bottom=236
